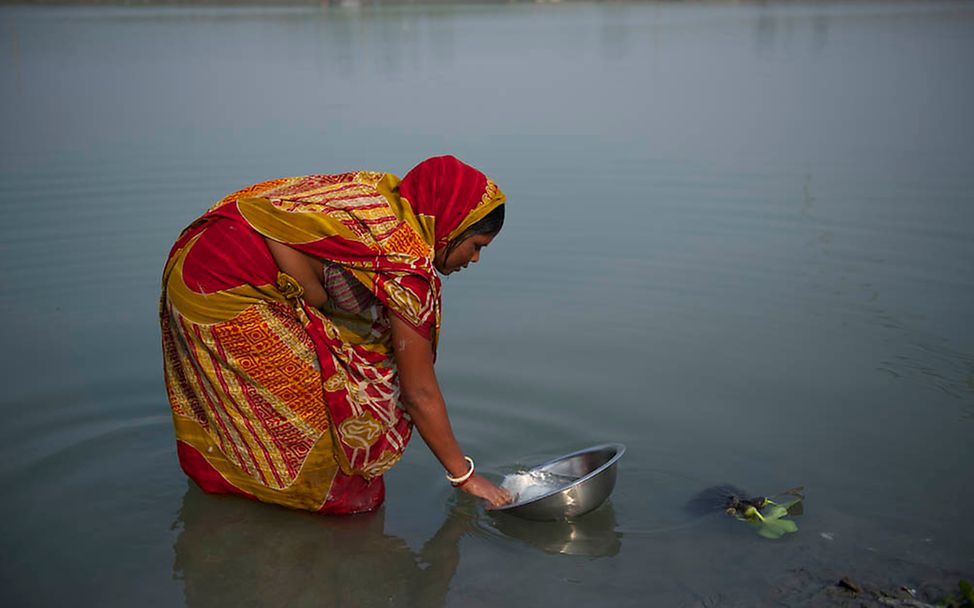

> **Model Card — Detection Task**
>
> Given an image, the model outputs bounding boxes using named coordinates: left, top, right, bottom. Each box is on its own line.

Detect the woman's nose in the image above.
left=471, top=251, right=480, bottom=263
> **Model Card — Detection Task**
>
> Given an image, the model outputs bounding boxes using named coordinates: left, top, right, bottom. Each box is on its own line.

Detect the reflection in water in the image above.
left=173, top=484, right=468, bottom=608
left=598, top=5, right=632, bottom=63
left=753, top=7, right=831, bottom=57
left=5, top=15, right=22, bottom=96
left=812, top=14, right=829, bottom=53
left=487, top=503, right=622, bottom=558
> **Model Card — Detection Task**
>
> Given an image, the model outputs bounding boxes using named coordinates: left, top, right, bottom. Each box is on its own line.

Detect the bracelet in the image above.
left=445, top=456, right=475, bottom=486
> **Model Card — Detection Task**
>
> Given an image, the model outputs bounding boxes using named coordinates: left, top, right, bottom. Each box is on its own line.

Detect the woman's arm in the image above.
left=391, top=315, right=512, bottom=508
left=264, top=238, right=329, bottom=308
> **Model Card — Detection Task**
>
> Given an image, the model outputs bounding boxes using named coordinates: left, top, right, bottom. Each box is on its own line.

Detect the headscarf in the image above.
left=397, top=155, right=506, bottom=252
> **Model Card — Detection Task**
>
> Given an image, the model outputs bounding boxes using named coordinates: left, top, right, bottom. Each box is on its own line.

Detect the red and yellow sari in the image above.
left=161, top=157, right=505, bottom=513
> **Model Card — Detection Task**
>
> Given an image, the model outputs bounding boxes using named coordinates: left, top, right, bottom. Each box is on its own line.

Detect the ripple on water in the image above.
left=0, top=383, right=184, bottom=608
left=0, top=378, right=172, bottom=487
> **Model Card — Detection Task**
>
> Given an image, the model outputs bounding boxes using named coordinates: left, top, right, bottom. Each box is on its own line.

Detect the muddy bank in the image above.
left=754, top=568, right=973, bottom=608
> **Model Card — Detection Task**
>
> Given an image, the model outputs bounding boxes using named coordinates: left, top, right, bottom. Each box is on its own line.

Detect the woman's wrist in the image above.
left=453, top=473, right=475, bottom=489
left=442, top=450, right=471, bottom=478
left=445, top=456, right=475, bottom=486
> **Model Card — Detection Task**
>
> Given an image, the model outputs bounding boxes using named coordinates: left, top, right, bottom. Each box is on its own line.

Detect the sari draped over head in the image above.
left=161, top=156, right=505, bottom=514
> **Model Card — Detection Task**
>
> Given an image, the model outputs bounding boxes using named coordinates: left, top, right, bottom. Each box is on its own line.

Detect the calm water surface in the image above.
left=1, top=1, right=972, bottom=606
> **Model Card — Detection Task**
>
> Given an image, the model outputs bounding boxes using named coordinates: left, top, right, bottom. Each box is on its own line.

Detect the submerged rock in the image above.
left=684, top=484, right=753, bottom=517
left=838, top=576, right=864, bottom=594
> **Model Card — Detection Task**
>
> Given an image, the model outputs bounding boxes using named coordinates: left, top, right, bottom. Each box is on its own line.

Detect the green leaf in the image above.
left=781, top=497, right=804, bottom=516
left=746, top=512, right=799, bottom=539
left=745, top=500, right=801, bottom=539
left=726, top=487, right=804, bottom=540
left=755, top=518, right=798, bottom=539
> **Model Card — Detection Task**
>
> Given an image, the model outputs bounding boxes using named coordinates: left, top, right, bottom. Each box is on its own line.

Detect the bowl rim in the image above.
left=494, top=443, right=626, bottom=512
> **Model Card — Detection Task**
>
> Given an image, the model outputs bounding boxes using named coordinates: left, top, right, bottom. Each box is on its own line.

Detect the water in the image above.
left=501, top=469, right=580, bottom=504
left=1, top=1, right=973, bottom=605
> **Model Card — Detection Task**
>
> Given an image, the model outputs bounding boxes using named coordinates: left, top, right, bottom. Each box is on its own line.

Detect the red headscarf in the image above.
left=398, top=155, right=505, bottom=251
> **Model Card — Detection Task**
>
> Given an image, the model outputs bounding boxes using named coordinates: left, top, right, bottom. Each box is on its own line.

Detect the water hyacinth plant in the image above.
left=723, top=487, right=805, bottom=540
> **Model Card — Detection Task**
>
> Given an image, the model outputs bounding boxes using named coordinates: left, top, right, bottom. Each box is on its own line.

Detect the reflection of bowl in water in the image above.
left=493, top=444, right=625, bottom=521
left=490, top=501, right=622, bottom=557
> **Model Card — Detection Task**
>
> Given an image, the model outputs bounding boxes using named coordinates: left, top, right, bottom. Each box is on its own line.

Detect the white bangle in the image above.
left=445, top=456, right=475, bottom=486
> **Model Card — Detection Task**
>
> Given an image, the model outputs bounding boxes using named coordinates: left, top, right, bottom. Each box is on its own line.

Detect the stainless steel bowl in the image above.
left=493, top=444, right=625, bottom=521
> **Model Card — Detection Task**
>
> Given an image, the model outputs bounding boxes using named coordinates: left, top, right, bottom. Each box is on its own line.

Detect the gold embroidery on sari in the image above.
left=338, top=412, right=385, bottom=450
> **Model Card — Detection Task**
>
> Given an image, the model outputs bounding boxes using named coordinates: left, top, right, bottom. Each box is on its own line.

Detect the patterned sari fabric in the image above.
left=161, top=158, right=504, bottom=513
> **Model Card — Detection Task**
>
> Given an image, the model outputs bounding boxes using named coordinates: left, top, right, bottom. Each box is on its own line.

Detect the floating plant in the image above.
left=686, top=485, right=805, bottom=540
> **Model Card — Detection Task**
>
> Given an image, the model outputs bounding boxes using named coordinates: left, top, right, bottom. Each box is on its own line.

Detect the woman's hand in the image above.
left=389, top=316, right=514, bottom=509
left=459, top=474, right=513, bottom=509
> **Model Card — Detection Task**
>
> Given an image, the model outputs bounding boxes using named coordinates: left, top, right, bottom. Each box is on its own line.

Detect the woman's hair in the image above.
left=443, top=204, right=505, bottom=257
left=459, top=203, right=505, bottom=240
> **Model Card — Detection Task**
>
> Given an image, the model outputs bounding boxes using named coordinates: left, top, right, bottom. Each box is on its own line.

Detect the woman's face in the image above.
left=434, top=233, right=496, bottom=275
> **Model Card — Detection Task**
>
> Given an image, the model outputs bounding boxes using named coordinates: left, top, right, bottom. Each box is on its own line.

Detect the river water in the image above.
left=1, top=1, right=972, bottom=606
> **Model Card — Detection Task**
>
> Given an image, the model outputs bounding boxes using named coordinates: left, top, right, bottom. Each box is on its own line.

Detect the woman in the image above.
left=161, top=156, right=512, bottom=514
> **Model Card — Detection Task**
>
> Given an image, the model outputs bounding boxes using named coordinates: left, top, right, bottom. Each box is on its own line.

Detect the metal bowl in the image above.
left=493, top=444, right=625, bottom=521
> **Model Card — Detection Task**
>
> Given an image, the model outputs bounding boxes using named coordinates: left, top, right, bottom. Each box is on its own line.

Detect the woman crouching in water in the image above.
left=161, top=156, right=512, bottom=513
